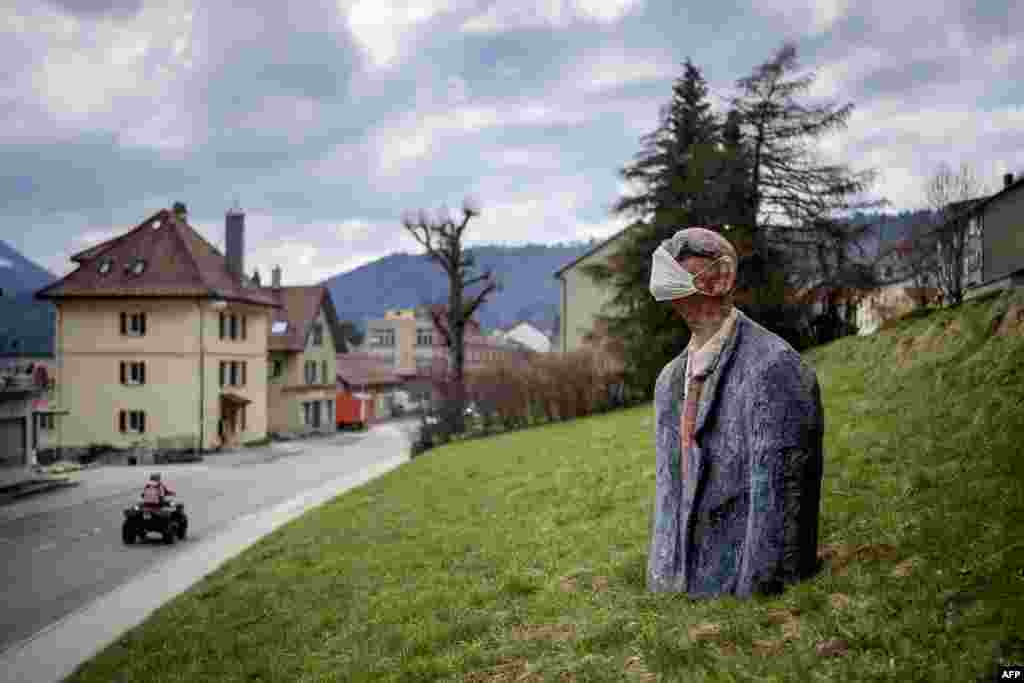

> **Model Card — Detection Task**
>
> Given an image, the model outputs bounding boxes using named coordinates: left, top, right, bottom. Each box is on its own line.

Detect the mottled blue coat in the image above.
left=648, top=309, right=825, bottom=598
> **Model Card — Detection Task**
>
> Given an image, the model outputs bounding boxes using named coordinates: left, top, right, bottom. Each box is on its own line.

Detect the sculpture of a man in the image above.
left=647, top=227, right=825, bottom=598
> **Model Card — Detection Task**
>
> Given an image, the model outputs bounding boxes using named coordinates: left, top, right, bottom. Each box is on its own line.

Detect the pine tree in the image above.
left=725, top=42, right=887, bottom=345
left=584, top=59, right=736, bottom=399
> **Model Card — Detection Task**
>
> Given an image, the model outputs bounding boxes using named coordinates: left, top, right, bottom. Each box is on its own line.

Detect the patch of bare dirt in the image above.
left=687, top=622, right=723, bottom=642
left=591, top=576, right=610, bottom=593
left=764, top=607, right=801, bottom=625
left=815, top=638, right=851, bottom=658
left=624, top=655, right=657, bottom=681
left=829, top=593, right=852, bottom=610
left=464, top=657, right=538, bottom=683
left=510, top=623, right=577, bottom=642
left=752, top=639, right=785, bottom=657
left=818, top=543, right=899, bottom=574
left=993, top=302, right=1024, bottom=338
left=558, top=576, right=577, bottom=593
left=892, top=556, right=924, bottom=578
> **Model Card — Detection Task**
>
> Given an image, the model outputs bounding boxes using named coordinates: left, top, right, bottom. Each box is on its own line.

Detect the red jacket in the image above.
left=141, top=481, right=175, bottom=506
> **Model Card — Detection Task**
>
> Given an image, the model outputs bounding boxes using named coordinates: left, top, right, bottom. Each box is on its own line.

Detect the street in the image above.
left=0, top=418, right=420, bottom=658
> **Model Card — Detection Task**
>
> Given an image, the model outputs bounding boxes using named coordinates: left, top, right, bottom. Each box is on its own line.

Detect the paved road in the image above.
left=0, top=418, right=420, bottom=657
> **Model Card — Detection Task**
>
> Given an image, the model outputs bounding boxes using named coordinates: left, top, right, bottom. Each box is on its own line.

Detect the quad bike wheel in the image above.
left=122, top=521, right=137, bottom=545
left=163, top=522, right=178, bottom=545
left=176, top=519, right=187, bottom=540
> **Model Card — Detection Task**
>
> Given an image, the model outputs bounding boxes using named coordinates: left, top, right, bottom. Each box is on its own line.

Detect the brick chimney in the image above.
left=225, top=208, right=245, bottom=282
left=1005, top=172, right=1015, bottom=189
left=172, top=201, right=187, bottom=221
left=271, top=265, right=282, bottom=288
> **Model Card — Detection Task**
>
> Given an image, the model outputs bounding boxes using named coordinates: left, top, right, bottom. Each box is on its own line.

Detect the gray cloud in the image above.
left=45, top=0, right=143, bottom=18
left=2, top=0, right=1023, bottom=286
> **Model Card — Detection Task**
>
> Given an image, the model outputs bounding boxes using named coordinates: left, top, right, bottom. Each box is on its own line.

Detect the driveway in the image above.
left=0, top=419, right=417, bottom=682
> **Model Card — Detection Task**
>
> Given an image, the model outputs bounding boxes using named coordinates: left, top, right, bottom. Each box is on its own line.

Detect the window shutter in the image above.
left=321, top=360, right=327, bottom=385
left=140, top=362, right=146, bottom=385
left=219, top=313, right=225, bottom=339
left=242, top=316, right=247, bottom=340
left=119, top=410, right=126, bottom=433
left=120, top=313, right=127, bottom=335
left=140, top=412, right=146, bottom=433
left=242, top=361, right=247, bottom=386
left=140, top=313, right=146, bottom=336
left=230, top=315, right=237, bottom=340
left=219, top=361, right=225, bottom=387
left=120, top=361, right=126, bottom=384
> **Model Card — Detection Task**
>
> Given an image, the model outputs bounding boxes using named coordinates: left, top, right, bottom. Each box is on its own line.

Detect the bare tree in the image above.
left=922, top=162, right=991, bottom=306
left=402, top=200, right=500, bottom=435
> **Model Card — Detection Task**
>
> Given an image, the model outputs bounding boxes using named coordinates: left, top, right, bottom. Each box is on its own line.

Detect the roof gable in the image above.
left=553, top=225, right=634, bottom=278
left=267, top=285, right=342, bottom=352
left=36, top=209, right=278, bottom=307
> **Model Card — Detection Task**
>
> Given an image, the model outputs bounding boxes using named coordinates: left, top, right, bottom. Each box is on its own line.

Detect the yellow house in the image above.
left=35, top=205, right=279, bottom=453
left=553, top=227, right=633, bottom=354
left=264, top=269, right=341, bottom=434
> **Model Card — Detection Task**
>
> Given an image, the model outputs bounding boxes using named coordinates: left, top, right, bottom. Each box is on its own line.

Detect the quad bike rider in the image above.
left=122, top=472, right=188, bottom=544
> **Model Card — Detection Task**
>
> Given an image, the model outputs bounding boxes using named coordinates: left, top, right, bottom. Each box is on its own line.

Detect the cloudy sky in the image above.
left=2, top=0, right=1021, bottom=285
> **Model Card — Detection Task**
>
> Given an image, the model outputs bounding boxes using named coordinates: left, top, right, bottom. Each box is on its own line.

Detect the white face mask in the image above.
left=649, top=245, right=732, bottom=302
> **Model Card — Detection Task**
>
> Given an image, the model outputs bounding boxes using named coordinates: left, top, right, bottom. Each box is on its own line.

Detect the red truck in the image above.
left=336, top=391, right=374, bottom=430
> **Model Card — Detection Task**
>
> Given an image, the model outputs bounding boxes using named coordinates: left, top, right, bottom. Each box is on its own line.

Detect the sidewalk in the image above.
left=0, top=466, right=81, bottom=506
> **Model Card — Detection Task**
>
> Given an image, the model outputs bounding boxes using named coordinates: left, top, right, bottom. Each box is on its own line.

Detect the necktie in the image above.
left=680, top=372, right=705, bottom=483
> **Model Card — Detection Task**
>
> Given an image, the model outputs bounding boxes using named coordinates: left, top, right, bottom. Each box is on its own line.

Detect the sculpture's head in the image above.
left=649, top=227, right=738, bottom=322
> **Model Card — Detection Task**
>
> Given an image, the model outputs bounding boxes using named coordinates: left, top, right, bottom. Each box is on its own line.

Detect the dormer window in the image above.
left=271, top=321, right=288, bottom=335
left=98, top=258, right=113, bottom=275
left=127, top=258, right=146, bottom=276
left=152, top=219, right=162, bottom=230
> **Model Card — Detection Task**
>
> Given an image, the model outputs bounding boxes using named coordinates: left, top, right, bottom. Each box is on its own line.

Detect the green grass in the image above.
left=67, top=292, right=1024, bottom=682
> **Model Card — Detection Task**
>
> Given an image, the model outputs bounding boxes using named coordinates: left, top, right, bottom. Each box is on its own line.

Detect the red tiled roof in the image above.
left=336, top=352, right=401, bottom=387
left=266, top=285, right=339, bottom=352
left=36, top=209, right=279, bottom=307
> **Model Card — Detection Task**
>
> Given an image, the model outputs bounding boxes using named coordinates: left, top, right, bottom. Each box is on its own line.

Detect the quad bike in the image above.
left=122, top=497, right=188, bottom=545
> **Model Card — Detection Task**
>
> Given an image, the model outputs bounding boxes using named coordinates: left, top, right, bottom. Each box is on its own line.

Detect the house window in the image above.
left=242, top=315, right=247, bottom=340
left=219, top=361, right=226, bottom=387
left=417, top=330, right=433, bottom=346
left=126, top=258, right=146, bottom=276
left=327, top=400, right=334, bottom=422
left=312, top=323, right=323, bottom=346
left=38, top=414, right=55, bottom=430
left=120, top=361, right=146, bottom=385
left=321, top=360, right=327, bottom=385
left=229, top=314, right=238, bottom=340
left=119, top=410, right=146, bottom=434
left=271, top=359, right=283, bottom=378
left=121, top=312, right=147, bottom=336
left=301, top=402, right=309, bottom=425
left=370, top=328, right=395, bottom=347
left=226, top=361, right=246, bottom=386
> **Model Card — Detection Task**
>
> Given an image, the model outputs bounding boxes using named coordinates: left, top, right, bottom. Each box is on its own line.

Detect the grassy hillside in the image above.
left=67, top=289, right=1024, bottom=682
